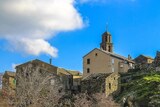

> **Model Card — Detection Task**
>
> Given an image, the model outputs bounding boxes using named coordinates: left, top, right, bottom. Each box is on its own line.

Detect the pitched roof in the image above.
left=67, top=70, right=82, bottom=76
left=102, top=31, right=111, bottom=36
left=16, top=59, right=80, bottom=76
left=16, top=59, right=57, bottom=68
left=57, top=68, right=72, bottom=75
left=57, top=69, right=82, bottom=76
left=83, top=48, right=135, bottom=63
left=4, top=71, right=15, bottom=77
left=141, top=55, right=154, bottom=59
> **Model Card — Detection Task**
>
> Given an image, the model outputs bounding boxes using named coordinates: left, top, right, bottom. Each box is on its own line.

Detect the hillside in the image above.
left=115, top=69, right=160, bottom=107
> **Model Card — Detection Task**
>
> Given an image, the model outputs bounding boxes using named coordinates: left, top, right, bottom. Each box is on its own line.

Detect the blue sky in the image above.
left=0, top=0, right=160, bottom=73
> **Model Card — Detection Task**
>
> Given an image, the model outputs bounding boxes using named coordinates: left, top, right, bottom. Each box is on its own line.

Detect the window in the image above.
left=26, top=72, right=29, bottom=77
left=50, top=79, right=55, bottom=85
left=87, top=68, right=90, bottom=73
left=120, top=64, right=124, bottom=68
left=87, top=59, right=90, bottom=64
left=112, top=58, right=114, bottom=64
left=108, top=36, right=111, bottom=43
left=124, top=60, right=127, bottom=64
left=95, top=53, right=98, bottom=56
left=112, top=67, right=114, bottom=72
left=39, top=69, right=43, bottom=74
left=104, top=36, right=107, bottom=41
left=109, top=83, right=111, bottom=89
left=129, top=63, right=133, bottom=68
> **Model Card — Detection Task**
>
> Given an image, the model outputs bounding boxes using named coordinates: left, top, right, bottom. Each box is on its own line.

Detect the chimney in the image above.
left=49, top=58, right=52, bottom=64
left=128, top=54, right=132, bottom=60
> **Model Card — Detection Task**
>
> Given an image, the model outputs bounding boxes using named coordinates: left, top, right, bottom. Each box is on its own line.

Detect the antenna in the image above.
left=106, top=22, right=109, bottom=32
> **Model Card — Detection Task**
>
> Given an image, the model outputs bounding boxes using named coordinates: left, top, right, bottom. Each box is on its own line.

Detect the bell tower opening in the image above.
left=108, top=46, right=111, bottom=52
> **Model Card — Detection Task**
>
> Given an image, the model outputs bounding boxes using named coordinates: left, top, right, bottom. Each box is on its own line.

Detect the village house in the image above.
left=134, top=55, right=154, bottom=65
left=154, top=51, right=160, bottom=67
left=67, top=70, right=82, bottom=92
left=83, top=31, right=135, bottom=78
left=15, top=59, right=81, bottom=106
left=81, top=72, right=120, bottom=96
left=15, top=59, right=82, bottom=91
left=2, top=71, right=16, bottom=97
left=153, top=51, right=160, bottom=71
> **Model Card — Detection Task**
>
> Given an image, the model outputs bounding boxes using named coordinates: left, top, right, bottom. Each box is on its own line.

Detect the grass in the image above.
left=116, top=71, right=160, bottom=106
left=144, top=74, right=160, bottom=82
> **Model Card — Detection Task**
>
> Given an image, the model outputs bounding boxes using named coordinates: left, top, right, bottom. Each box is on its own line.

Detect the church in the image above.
left=83, top=30, right=135, bottom=77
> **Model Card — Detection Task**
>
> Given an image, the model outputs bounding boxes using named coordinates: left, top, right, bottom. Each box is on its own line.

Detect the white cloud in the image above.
left=12, top=63, right=19, bottom=71
left=0, top=0, right=84, bottom=57
left=9, top=38, right=58, bottom=57
left=79, top=0, right=136, bottom=4
left=79, top=0, right=105, bottom=3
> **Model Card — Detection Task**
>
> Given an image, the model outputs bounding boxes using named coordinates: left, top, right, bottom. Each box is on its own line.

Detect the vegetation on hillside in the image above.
left=116, top=69, right=160, bottom=107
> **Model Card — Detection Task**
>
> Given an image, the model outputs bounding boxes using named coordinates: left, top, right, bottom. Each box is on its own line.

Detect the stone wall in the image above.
left=105, top=72, right=120, bottom=96
left=57, top=68, right=73, bottom=91
left=2, top=71, right=16, bottom=98
left=81, top=72, right=120, bottom=96
left=81, top=73, right=111, bottom=94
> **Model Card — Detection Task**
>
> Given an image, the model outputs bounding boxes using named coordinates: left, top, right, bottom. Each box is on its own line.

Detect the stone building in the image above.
left=67, top=71, right=82, bottom=92
left=105, top=72, right=120, bottom=96
left=15, top=59, right=81, bottom=106
left=57, top=68, right=73, bottom=91
left=81, top=72, right=120, bottom=96
left=154, top=51, right=160, bottom=67
left=58, top=69, right=82, bottom=92
left=153, top=51, right=160, bottom=71
left=15, top=59, right=80, bottom=92
left=16, top=59, right=80, bottom=107
left=83, top=31, right=135, bottom=77
left=15, top=59, right=62, bottom=106
left=134, top=55, right=154, bottom=65
left=2, top=71, right=16, bottom=97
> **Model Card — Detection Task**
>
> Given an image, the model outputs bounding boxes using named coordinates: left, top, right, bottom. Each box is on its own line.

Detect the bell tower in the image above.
left=100, top=31, right=113, bottom=52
